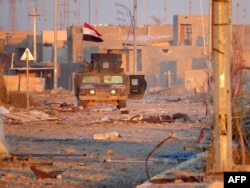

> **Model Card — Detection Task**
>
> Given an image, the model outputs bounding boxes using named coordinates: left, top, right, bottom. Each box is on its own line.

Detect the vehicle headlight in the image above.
left=110, top=89, right=116, bottom=94
left=90, top=89, right=95, bottom=94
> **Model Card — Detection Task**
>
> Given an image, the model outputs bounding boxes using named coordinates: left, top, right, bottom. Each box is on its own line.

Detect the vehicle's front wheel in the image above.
left=118, top=100, right=127, bottom=109
left=78, top=99, right=87, bottom=107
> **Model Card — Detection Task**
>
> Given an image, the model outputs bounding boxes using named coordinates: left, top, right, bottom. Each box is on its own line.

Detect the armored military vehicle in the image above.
left=74, top=53, right=147, bottom=109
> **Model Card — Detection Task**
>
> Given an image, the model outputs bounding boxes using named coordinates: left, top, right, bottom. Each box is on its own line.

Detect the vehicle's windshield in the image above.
left=82, top=76, right=101, bottom=83
left=104, top=75, right=123, bottom=84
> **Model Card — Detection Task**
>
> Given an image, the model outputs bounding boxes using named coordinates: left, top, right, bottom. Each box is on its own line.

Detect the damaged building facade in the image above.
left=1, top=15, right=250, bottom=94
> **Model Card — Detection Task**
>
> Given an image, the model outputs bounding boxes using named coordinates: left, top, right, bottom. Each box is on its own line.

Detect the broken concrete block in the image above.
left=0, top=120, right=9, bottom=156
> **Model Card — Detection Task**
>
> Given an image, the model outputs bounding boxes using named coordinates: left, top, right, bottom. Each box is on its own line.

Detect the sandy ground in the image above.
left=0, top=91, right=213, bottom=188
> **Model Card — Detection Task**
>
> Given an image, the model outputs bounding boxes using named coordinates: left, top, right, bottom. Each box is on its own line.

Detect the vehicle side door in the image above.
left=128, top=75, right=147, bottom=99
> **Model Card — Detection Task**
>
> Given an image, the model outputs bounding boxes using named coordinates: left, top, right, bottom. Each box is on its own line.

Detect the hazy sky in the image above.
left=0, top=0, right=249, bottom=32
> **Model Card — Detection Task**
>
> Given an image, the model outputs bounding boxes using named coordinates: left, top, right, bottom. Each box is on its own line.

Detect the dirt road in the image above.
left=1, top=96, right=212, bottom=188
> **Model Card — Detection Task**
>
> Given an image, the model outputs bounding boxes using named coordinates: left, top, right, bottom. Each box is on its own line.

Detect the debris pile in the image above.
left=32, top=87, right=78, bottom=110
left=129, top=113, right=191, bottom=123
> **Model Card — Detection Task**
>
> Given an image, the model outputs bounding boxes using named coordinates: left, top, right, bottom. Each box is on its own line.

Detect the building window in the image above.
left=180, top=24, right=192, bottom=45
left=192, top=58, right=207, bottom=70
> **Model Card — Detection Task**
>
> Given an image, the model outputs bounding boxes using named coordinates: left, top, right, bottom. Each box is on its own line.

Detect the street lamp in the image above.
left=115, top=1, right=137, bottom=75
left=116, top=10, right=130, bottom=26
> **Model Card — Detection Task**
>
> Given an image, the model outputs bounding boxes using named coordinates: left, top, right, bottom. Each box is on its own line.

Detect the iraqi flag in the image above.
left=82, top=22, right=103, bottom=42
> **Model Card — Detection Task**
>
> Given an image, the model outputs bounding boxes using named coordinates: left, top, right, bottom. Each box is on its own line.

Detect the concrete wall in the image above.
left=0, top=31, right=41, bottom=61
left=173, top=15, right=209, bottom=46
left=41, top=30, right=67, bottom=63
left=2, top=16, right=250, bottom=92
left=95, top=24, right=173, bottom=36
left=0, top=31, right=67, bottom=63
left=140, top=46, right=206, bottom=88
left=185, top=69, right=208, bottom=92
left=3, top=75, right=45, bottom=92
left=67, top=26, right=83, bottom=64
left=42, top=30, right=67, bottom=46
left=66, top=22, right=250, bottom=92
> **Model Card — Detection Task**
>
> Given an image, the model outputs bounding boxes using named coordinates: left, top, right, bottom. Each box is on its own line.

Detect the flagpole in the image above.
left=80, top=35, right=84, bottom=72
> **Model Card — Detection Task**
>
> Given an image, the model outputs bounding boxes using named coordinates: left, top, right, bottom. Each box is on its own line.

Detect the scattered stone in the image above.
left=30, top=166, right=64, bottom=179
left=5, top=173, right=15, bottom=179
left=93, top=131, right=121, bottom=140
left=172, top=113, right=191, bottom=122
left=50, top=87, right=64, bottom=95
left=64, top=147, right=76, bottom=154
left=208, top=181, right=223, bottom=188
left=78, top=106, right=84, bottom=111
left=106, top=150, right=114, bottom=155
left=0, top=106, right=10, bottom=120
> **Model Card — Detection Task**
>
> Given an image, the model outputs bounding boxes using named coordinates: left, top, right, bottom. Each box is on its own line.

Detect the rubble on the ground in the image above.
left=1, top=110, right=58, bottom=123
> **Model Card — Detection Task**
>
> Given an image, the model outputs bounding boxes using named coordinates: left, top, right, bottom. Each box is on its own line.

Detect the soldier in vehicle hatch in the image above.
left=82, top=59, right=93, bottom=72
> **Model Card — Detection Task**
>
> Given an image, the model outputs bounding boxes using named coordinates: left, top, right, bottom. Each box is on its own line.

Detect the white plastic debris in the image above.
left=93, top=131, right=120, bottom=140
left=0, top=106, right=10, bottom=120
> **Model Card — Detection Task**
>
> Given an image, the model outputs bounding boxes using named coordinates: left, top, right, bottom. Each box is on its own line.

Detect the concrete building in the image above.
left=67, top=15, right=211, bottom=92
left=1, top=15, right=250, bottom=94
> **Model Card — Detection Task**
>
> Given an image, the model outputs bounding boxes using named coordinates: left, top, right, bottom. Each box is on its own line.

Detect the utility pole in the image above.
left=133, top=0, right=137, bottom=75
left=163, top=0, right=167, bottom=24
left=54, top=0, right=58, bottom=89
left=88, top=0, right=90, bottom=23
left=29, top=8, right=40, bottom=63
left=143, top=0, right=146, bottom=25
left=212, top=0, right=233, bottom=171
